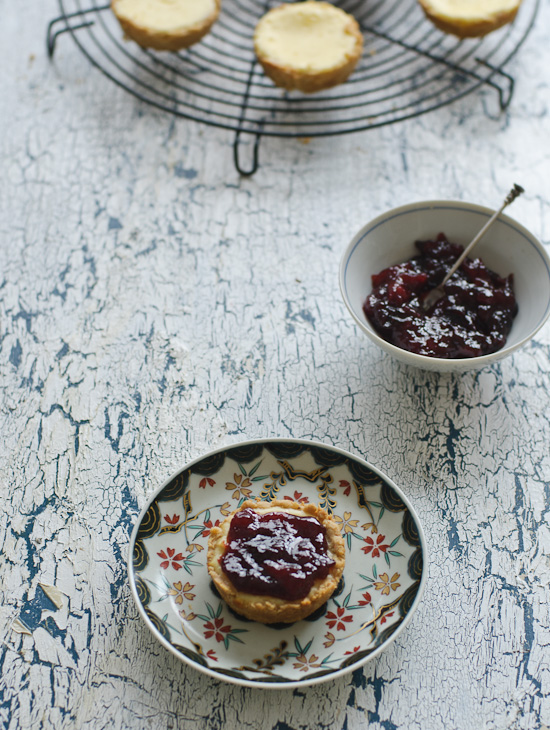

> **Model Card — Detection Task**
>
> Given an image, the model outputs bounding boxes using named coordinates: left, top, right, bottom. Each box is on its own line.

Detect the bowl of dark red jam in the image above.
left=340, top=201, right=550, bottom=372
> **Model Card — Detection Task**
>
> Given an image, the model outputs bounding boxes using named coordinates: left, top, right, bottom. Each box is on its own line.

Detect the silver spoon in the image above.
left=421, top=183, right=524, bottom=311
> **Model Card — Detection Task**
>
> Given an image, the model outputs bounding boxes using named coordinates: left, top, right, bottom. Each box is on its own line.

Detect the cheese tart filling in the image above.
left=255, top=1, right=361, bottom=73
left=113, top=0, right=218, bottom=33
left=419, top=0, right=520, bottom=21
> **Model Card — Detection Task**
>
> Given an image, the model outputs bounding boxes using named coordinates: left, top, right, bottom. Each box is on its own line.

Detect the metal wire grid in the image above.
left=48, top=0, right=539, bottom=174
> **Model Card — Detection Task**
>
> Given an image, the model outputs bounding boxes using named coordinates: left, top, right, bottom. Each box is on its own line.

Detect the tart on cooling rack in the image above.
left=111, top=0, right=221, bottom=51
left=207, top=499, right=345, bottom=623
left=253, top=1, right=363, bottom=93
left=417, top=0, right=522, bottom=37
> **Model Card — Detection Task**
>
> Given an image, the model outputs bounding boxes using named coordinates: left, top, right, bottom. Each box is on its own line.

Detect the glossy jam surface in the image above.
left=363, top=233, right=518, bottom=359
left=220, top=508, right=334, bottom=600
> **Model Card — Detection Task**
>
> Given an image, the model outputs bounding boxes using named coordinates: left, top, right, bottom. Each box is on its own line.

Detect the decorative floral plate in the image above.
left=128, top=439, right=427, bottom=688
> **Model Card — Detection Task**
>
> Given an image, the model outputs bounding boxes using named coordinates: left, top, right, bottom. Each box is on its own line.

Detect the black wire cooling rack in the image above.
left=47, top=0, right=539, bottom=174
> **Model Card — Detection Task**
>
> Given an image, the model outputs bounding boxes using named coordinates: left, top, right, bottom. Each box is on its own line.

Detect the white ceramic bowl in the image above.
left=340, top=200, right=550, bottom=372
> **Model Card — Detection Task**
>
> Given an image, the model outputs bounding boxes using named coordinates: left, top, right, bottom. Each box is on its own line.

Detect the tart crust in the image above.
left=207, top=499, right=345, bottom=623
left=111, top=0, right=221, bottom=51
left=254, top=1, right=363, bottom=93
left=417, top=0, right=522, bottom=38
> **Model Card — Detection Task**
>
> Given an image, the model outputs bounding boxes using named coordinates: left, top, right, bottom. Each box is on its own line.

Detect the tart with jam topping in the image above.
left=207, top=499, right=345, bottom=623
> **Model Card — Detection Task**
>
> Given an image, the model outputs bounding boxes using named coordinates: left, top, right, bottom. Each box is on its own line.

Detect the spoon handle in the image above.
left=439, top=183, right=524, bottom=288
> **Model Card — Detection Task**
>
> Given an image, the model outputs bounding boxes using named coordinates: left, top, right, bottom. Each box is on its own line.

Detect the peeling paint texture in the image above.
left=1, top=1, right=550, bottom=729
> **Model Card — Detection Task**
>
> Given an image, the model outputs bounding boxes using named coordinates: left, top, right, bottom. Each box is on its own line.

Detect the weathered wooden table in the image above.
left=2, top=1, right=549, bottom=728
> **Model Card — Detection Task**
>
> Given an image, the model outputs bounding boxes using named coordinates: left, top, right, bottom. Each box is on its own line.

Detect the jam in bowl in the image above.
left=363, top=232, right=518, bottom=359
left=339, top=200, right=550, bottom=372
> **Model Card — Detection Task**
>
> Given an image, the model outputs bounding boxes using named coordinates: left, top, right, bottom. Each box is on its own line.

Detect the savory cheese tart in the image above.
left=111, top=0, right=221, bottom=51
left=254, top=1, right=363, bottom=93
left=207, top=499, right=345, bottom=623
left=417, top=0, right=522, bottom=38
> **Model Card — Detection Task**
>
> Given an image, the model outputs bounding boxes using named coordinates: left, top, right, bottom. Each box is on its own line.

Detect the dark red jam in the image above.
left=220, top=508, right=334, bottom=600
left=363, top=233, right=518, bottom=359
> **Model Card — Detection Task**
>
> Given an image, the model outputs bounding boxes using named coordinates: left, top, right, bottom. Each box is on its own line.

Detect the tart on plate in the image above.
left=254, top=1, right=363, bottom=93
left=207, top=499, right=345, bottom=623
left=111, top=0, right=221, bottom=51
left=417, top=0, right=522, bottom=37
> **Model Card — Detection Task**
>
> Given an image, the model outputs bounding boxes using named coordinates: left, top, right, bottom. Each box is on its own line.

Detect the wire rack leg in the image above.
left=233, top=129, right=262, bottom=176
left=476, top=60, right=515, bottom=110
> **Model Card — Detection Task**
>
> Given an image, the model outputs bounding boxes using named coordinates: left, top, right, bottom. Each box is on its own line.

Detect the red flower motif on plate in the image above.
left=199, top=477, right=216, bottom=489
left=358, top=591, right=372, bottom=606
left=325, top=605, right=353, bottom=631
left=157, top=547, right=184, bottom=570
left=339, top=479, right=351, bottom=496
left=204, top=617, right=232, bottom=643
left=283, top=491, right=309, bottom=504
left=344, top=646, right=361, bottom=656
left=201, top=519, right=221, bottom=538
left=361, top=534, right=389, bottom=558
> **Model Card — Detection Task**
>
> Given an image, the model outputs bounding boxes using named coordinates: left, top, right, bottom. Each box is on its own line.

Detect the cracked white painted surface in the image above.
left=1, top=1, right=550, bottom=728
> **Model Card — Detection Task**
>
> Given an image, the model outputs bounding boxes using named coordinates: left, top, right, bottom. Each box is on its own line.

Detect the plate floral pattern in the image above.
left=128, top=439, right=427, bottom=688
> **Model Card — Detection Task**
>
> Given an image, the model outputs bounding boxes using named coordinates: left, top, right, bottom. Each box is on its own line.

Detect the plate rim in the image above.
left=127, top=437, right=429, bottom=689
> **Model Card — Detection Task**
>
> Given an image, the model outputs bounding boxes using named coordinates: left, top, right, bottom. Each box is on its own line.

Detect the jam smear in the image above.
left=220, top=508, right=335, bottom=600
left=363, top=233, right=518, bottom=359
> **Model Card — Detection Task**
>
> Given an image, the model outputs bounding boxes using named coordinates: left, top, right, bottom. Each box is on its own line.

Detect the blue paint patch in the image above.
left=351, top=667, right=366, bottom=689
left=519, top=600, right=540, bottom=701
left=82, top=244, right=97, bottom=277
left=136, top=239, right=158, bottom=257
left=104, top=407, right=130, bottom=454
left=284, top=301, right=316, bottom=334
left=174, top=164, right=198, bottom=179
left=11, top=306, right=33, bottom=328
left=59, top=264, right=71, bottom=282
left=483, top=543, right=492, bottom=576
left=445, top=418, right=460, bottom=478
left=56, top=342, right=69, bottom=360
left=297, top=309, right=315, bottom=327
left=52, top=285, right=67, bottom=302
left=10, top=340, right=22, bottom=367
left=108, top=217, right=123, bottom=230
left=157, top=374, right=167, bottom=395
left=514, top=474, right=525, bottom=553
left=446, top=515, right=464, bottom=557
left=41, top=616, right=67, bottom=643
left=366, top=671, right=398, bottom=729
left=17, top=585, right=61, bottom=633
